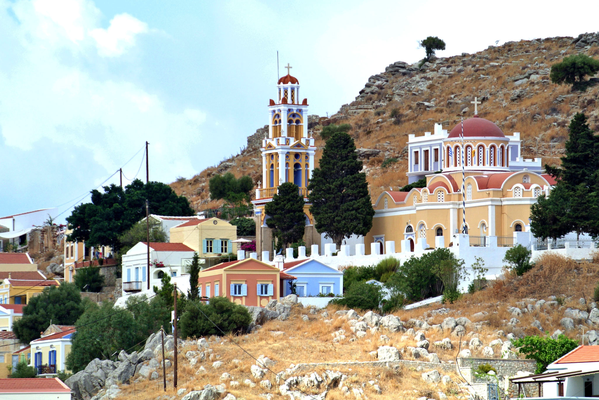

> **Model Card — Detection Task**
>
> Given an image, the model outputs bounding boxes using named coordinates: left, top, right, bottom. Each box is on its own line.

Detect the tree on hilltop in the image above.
left=550, top=54, right=599, bottom=91
left=420, top=36, right=446, bottom=62
left=308, top=132, right=374, bottom=248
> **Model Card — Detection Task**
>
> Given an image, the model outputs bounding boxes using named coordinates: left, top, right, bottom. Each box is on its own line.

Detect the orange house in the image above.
left=197, top=259, right=295, bottom=307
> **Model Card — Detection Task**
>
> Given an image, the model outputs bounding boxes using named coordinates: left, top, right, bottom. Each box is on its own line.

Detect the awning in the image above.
left=0, top=228, right=32, bottom=240
left=510, top=369, right=599, bottom=384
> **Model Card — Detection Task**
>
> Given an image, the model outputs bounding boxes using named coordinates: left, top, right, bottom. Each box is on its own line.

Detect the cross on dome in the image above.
left=285, top=63, right=292, bottom=75
left=471, top=97, right=481, bottom=115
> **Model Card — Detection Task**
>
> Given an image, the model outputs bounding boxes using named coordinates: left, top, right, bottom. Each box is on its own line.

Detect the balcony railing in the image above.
left=74, top=258, right=117, bottom=269
left=469, top=235, right=488, bottom=247
left=36, top=364, right=56, bottom=375
left=497, top=236, right=515, bottom=248
left=257, top=187, right=310, bottom=199
left=123, top=281, right=142, bottom=292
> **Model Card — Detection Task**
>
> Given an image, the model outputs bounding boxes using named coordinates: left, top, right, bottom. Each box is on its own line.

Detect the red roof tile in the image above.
left=280, top=272, right=296, bottom=280
left=143, top=242, right=194, bottom=252
left=174, top=219, right=209, bottom=228
left=0, top=254, right=32, bottom=264
left=201, top=260, right=243, bottom=272
left=153, top=215, right=199, bottom=221
left=555, top=346, right=599, bottom=364
left=31, top=328, right=76, bottom=343
left=427, top=182, right=450, bottom=193
left=0, top=304, right=24, bottom=314
left=387, top=191, right=408, bottom=203
left=448, top=116, right=505, bottom=139
left=0, top=378, right=71, bottom=392
left=0, top=331, right=16, bottom=340
left=13, top=346, right=30, bottom=354
left=0, top=271, right=45, bottom=280
left=283, top=260, right=306, bottom=270
left=6, top=279, right=58, bottom=287
left=278, top=74, right=299, bottom=84
left=542, top=174, right=557, bottom=185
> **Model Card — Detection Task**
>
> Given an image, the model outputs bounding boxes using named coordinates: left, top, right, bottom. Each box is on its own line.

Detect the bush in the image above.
left=330, top=281, right=383, bottom=311
left=594, top=282, right=599, bottom=302
left=10, top=361, right=37, bottom=378
left=375, top=257, right=400, bottom=283
left=342, top=265, right=377, bottom=292
left=320, top=124, right=352, bottom=141
left=381, top=157, right=399, bottom=169
left=389, top=108, right=401, bottom=125
left=382, top=292, right=405, bottom=313
left=475, top=363, right=497, bottom=375
left=179, top=297, right=252, bottom=338
left=230, top=217, right=256, bottom=236
left=74, top=266, right=104, bottom=292
left=503, top=244, right=533, bottom=276
left=512, top=334, right=578, bottom=374
left=550, top=54, right=599, bottom=90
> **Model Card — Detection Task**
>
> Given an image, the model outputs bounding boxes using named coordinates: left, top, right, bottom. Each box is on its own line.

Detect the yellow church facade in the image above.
left=365, top=114, right=554, bottom=253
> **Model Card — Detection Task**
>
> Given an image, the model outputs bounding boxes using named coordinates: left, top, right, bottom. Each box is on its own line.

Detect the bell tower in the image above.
left=252, top=65, right=319, bottom=259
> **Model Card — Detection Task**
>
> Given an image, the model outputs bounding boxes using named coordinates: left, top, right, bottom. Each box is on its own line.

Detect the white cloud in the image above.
left=90, top=13, right=148, bottom=57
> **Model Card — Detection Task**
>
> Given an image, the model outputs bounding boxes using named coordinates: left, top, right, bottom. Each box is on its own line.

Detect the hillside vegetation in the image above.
left=170, top=33, right=599, bottom=210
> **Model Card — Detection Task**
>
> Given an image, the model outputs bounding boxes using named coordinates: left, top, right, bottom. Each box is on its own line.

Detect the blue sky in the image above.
left=1, top=0, right=598, bottom=223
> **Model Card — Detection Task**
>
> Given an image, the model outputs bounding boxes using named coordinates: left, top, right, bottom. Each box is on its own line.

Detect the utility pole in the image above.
left=173, top=284, right=178, bottom=389
left=146, top=199, right=150, bottom=290
left=161, top=326, right=166, bottom=391
left=146, top=141, right=149, bottom=184
left=119, top=168, right=122, bottom=188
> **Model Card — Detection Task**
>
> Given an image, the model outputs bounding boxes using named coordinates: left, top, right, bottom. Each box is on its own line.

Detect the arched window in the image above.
left=514, top=223, right=523, bottom=232
left=455, top=145, right=461, bottom=167
left=533, top=187, right=541, bottom=197
left=490, top=146, right=496, bottom=166
left=437, top=190, right=445, bottom=202
left=422, top=192, right=428, bottom=203
left=305, top=164, right=309, bottom=187
left=413, top=195, right=418, bottom=205
left=384, top=198, right=388, bottom=209
left=467, top=183, right=472, bottom=201
left=405, top=225, right=414, bottom=233
left=523, top=175, right=530, bottom=183
left=513, top=186, right=522, bottom=198
left=446, top=146, right=452, bottom=168
left=480, top=222, right=487, bottom=236
left=498, top=146, right=504, bottom=167
left=478, top=145, right=485, bottom=166
left=419, top=224, right=426, bottom=239
left=269, top=164, right=274, bottom=188
left=285, top=162, right=290, bottom=182
left=294, top=163, right=302, bottom=187
left=436, top=227, right=443, bottom=237
left=466, top=146, right=472, bottom=166
left=157, top=270, right=164, bottom=279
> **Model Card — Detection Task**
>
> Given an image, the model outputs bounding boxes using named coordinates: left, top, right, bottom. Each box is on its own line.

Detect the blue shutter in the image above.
left=228, top=240, right=232, bottom=254
left=267, top=284, right=274, bottom=296
left=215, top=240, right=222, bottom=254
left=126, top=269, right=131, bottom=282
left=241, top=284, right=247, bottom=296
left=203, top=239, right=207, bottom=254
left=230, top=284, right=235, bottom=296
left=256, top=283, right=261, bottom=295
left=142, top=267, right=146, bottom=282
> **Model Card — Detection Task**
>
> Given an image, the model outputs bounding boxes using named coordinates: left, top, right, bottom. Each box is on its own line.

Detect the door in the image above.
left=585, top=380, right=593, bottom=397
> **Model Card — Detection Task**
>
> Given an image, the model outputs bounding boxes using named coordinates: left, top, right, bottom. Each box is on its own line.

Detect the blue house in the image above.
left=282, top=259, right=343, bottom=297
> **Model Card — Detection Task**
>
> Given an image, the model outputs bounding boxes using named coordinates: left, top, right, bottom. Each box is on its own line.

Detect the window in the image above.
left=257, top=283, right=273, bottom=296
left=171, top=271, right=177, bottom=277
left=384, top=198, right=388, bottom=209
left=49, top=350, right=56, bottom=368
left=499, top=146, right=504, bottom=167
left=467, top=184, right=472, bottom=201
left=514, top=223, right=523, bottom=232
left=422, top=192, right=428, bottom=203
left=295, top=284, right=307, bottom=297
left=231, top=283, right=247, bottom=296
left=437, top=191, right=445, bottom=202
left=205, top=284, right=210, bottom=298
left=466, top=146, right=472, bottom=166
left=319, top=284, right=333, bottom=295
left=220, top=239, right=228, bottom=254
left=436, top=227, right=443, bottom=236
left=434, top=148, right=439, bottom=162
left=423, top=150, right=429, bottom=171
left=533, top=187, right=541, bottom=197
left=214, top=283, right=219, bottom=296
left=414, top=151, right=419, bottom=165
left=205, top=239, right=214, bottom=253
left=413, top=195, right=418, bottom=205
left=142, top=267, right=146, bottom=282
left=419, top=224, right=426, bottom=239
left=405, top=225, right=413, bottom=233
left=522, top=175, right=530, bottom=183
left=490, top=146, right=496, bottom=166
left=478, top=145, right=485, bottom=166
left=513, top=186, right=522, bottom=198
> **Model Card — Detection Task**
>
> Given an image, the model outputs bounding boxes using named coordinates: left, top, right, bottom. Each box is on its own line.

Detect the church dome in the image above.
left=278, top=74, right=299, bottom=84
left=447, top=116, right=505, bottom=139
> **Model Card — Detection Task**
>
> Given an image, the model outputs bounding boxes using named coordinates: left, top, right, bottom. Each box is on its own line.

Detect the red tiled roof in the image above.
left=143, top=242, right=194, bottom=252
left=442, top=174, right=459, bottom=192
left=0, top=254, right=32, bottom=265
left=387, top=191, right=408, bottom=203
left=174, top=219, right=209, bottom=228
left=448, top=116, right=505, bottom=139
left=13, top=346, right=30, bottom=354
left=278, top=74, right=299, bottom=84
left=542, top=174, right=557, bottom=186
left=6, top=279, right=58, bottom=287
left=0, top=304, right=24, bottom=314
left=31, top=328, right=76, bottom=343
left=0, top=377, right=71, bottom=393
left=0, top=331, right=16, bottom=340
left=555, top=346, right=599, bottom=364
left=280, top=272, right=296, bottom=280
left=427, top=182, right=450, bottom=193
left=0, top=271, right=45, bottom=280
left=201, top=260, right=242, bottom=272
left=283, top=260, right=306, bottom=270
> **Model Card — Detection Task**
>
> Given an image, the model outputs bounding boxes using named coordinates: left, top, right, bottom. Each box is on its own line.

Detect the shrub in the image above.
left=594, top=282, right=599, bottom=302
left=179, top=297, right=252, bottom=338
left=375, top=257, right=400, bottom=283
left=74, top=266, right=104, bottom=292
left=382, top=292, right=405, bottom=313
left=503, top=244, right=533, bottom=276
left=320, top=124, right=352, bottom=141
left=390, top=108, right=401, bottom=125
left=550, top=54, right=599, bottom=91
left=381, top=157, right=399, bottom=169
left=230, top=217, right=256, bottom=236
left=342, top=265, right=377, bottom=292
left=512, top=334, right=578, bottom=373
left=10, top=361, right=36, bottom=378
left=330, top=281, right=383, bottom=311
left=475, top=363, right=497, bottom=375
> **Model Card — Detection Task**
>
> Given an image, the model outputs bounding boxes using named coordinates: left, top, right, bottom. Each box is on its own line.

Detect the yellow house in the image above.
left=0, top=277, right=59, bottom=305
left=0, top=331, right=21, bottom=378
left=30, top=325, right=75, bottom=375
left=365, top=116, right=554, bottom=252
left=169, top=217, right=237, bottom=257
left=63, top=230, right=112, bottom=283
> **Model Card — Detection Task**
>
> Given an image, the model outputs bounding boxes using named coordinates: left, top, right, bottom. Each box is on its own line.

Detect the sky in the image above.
left=1, top=0, right=598, bottom=223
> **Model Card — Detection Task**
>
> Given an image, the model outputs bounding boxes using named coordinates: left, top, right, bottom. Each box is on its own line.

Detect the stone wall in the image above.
left=291, top=359, right=456, bottom=374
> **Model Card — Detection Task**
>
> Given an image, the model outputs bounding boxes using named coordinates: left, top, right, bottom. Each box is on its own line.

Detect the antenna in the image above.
left=277, top=51, right=279, bottom=80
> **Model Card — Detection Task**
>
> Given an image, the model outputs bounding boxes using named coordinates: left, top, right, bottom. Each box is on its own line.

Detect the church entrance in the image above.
left=408, top=238, right=414, bottom=252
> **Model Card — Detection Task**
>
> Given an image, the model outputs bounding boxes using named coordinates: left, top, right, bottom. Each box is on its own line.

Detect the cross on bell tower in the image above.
left=471, top=97, right=481, bottom=115
left=285, top=63, right=292, bottom=75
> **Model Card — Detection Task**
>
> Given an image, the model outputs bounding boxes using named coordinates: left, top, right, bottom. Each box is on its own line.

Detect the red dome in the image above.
left=448, top=116, right=505, bottom=139
left=278, top=74, right=299, bottom=84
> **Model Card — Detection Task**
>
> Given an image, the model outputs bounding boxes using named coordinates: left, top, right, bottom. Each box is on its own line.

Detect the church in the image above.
left=364, top=100, right=555, bottom=253
left=252, top=66, right=321, bottom=256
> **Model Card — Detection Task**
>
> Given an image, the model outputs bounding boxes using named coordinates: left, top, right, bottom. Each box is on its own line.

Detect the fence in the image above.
left=497, top=236, right=514, bottom=247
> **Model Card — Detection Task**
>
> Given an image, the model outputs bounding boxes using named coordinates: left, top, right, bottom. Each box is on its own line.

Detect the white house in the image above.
left=120, top=242, right=196, bottom=301
left=511, top=346, right=599, bottom=399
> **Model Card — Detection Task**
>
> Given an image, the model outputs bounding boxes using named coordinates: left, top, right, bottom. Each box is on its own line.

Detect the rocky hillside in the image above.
left=69, top=253, right=599, bottom=400
left=171, top=33, right=599, bottom=210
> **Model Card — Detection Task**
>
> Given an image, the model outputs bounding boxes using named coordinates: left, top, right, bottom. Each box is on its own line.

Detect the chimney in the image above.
left=274, top=255, right=285, bottom=271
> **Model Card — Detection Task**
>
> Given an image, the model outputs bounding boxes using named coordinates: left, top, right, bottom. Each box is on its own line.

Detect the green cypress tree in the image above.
left=308, top=132, right=374, bottom=248
left=188, top=252, right=201, bottom=300
left=265, top=182, right=306, bottom=249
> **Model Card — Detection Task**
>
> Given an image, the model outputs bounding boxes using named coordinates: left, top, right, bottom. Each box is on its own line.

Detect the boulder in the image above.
left=441, top=317, right=457, bottom=331
left=65, top=370, right=105, bottom=400
left=434, top=338, right=452, bottom=350
left=363, top=311, right=382, bottom=327
left=456, top=317, right=471, bottom=326
left=380, top=315, right=404, bottom=332
left=377, top=346, right=401, bottom=362
left=422, top=370, right=441, bottom=383
left=458, top=349, right=472, bottom=358
left=560, top=317, right=575, bottom=331
left=482, top=346, right=494, bottom=357
left=280, top=294, right=299, bottom=306
left=46, top=263, right=64, bottom=276
left=416, top=340, right=430, bottom=350
left=469, top=337, right=483, bottom=350
left=244, top=306, right=280, bottom=325
left=251, top=365, right=266, bottom=380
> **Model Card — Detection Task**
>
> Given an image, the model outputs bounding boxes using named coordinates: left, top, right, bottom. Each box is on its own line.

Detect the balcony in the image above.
left=74, top=258, right=117, bottom=269
left=123, top=281, right=142, bottom=292
left=257, top=187, right=310, bottom=199
left=36, top=364, right=56, bottom=375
